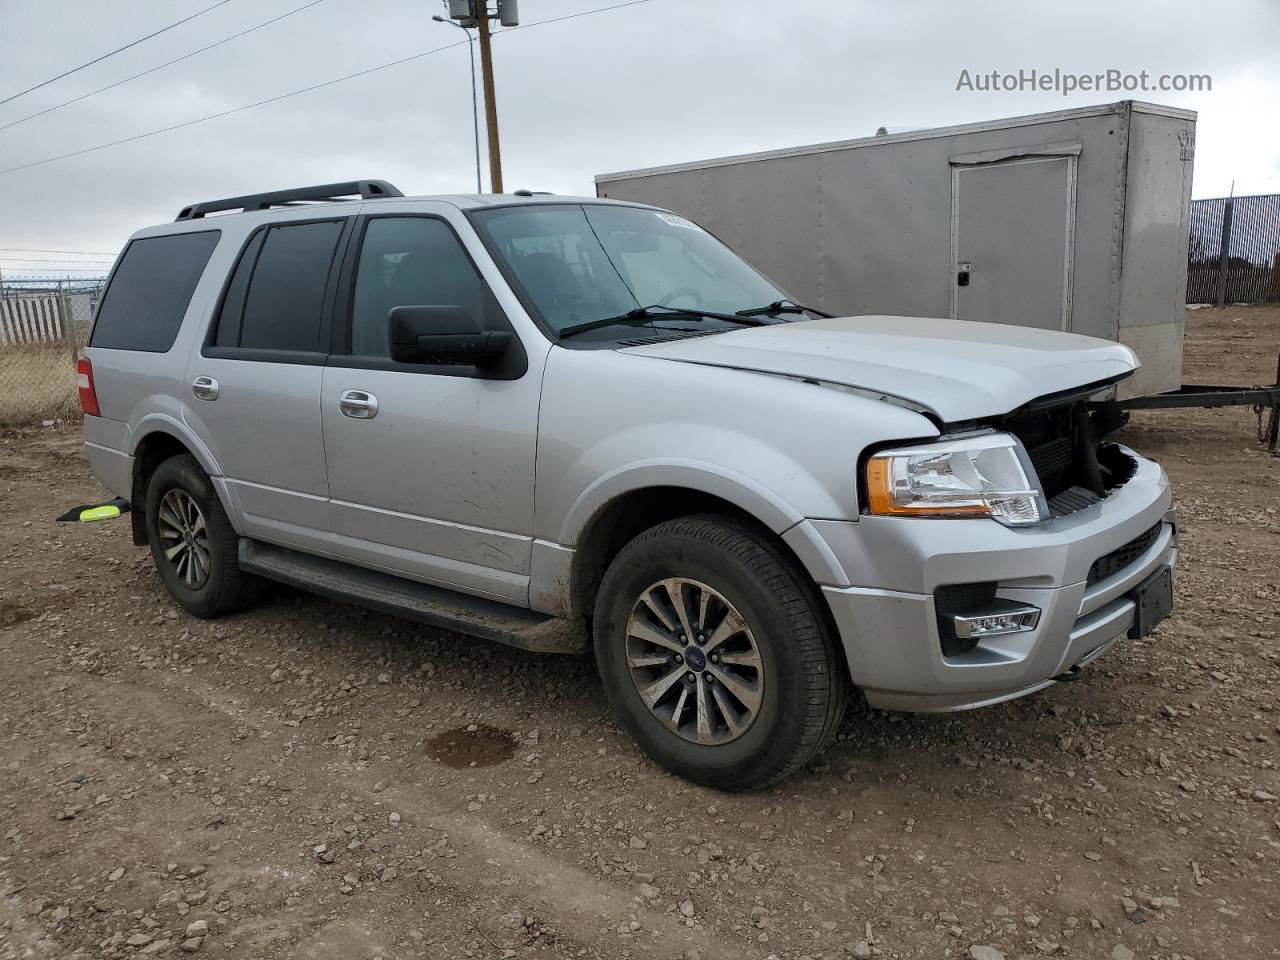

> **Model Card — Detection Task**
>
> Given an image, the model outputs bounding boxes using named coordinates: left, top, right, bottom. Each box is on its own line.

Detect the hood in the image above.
left=620, top=315, right=1137, bottom=422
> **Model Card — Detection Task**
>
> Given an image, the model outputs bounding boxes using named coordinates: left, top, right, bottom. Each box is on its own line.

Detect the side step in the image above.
left=238, top=539, right=586, bottom=654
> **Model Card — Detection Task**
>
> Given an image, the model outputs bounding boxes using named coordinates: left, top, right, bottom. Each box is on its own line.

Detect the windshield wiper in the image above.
left=735, top=299, right=831, bottom=319
left=558, top=304, right=766, bottom=340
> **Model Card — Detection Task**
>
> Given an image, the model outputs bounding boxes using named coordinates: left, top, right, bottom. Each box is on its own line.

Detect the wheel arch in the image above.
left=128, top=421, right=223, bottom=546
left=561, top=464, right=839, bottom=630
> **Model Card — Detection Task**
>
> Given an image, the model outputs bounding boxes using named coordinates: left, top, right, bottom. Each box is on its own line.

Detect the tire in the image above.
left=145, top=454, right=258, bottom=618
left=593, top=514, right=847, bottom=791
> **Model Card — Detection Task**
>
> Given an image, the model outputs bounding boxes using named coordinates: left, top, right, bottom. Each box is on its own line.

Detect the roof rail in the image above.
left=174, top=179, right=404, bottom=221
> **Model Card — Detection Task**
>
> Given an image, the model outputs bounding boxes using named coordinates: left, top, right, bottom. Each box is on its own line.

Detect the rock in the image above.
left=126, top=933, right=154, bottom=947
left=1254, top=790, right=1277, bottom=802
left=108, top=868, right=126, bottom=882
left=389, top=812, right=401, bottom=824
left=1111, top=946, right=1135, bottom=960
left=637, top=882, right=660, bottom=900
left=269, top=669, right=284, bottom=683
left=968, top=947, right=1006, bottom=960
left=140, top=940, right=172, bottom=954
left=628, top=836, right=648, bottom=850
left=851, top=940, right=873, bottom=958
left=180, top=938, right=203, bottom=953
left=1083, top=851, right=1102, bottom=862
left=185, top=921, right=208, bottom=938
left=1024, top=915, right=1041, bottom=928
left=679, top=899, right=696, bottom=918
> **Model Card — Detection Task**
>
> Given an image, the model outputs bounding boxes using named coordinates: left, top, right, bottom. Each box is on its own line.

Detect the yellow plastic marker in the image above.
left=56, top=498, right=130, bottom=523
left=78, top=505, right=122, bottom=522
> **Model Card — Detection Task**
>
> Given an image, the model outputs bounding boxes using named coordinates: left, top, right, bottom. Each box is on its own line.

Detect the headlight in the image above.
left=865, top=433, right=1047, bottom=526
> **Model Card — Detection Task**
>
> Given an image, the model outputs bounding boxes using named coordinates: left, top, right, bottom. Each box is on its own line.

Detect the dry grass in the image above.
left=0, top=342, right=80, bottom=426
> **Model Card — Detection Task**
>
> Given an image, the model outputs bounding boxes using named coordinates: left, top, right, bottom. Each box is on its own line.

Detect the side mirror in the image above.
left=388, top=305, right=513, bottom=367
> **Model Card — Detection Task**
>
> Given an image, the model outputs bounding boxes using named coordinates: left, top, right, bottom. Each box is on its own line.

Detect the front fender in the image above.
left=558, top=458, right=806, bottom=548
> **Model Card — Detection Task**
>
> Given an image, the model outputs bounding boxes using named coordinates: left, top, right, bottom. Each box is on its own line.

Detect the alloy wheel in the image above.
left=157, top=488, right=211, bottom=588
left=625, top=578, right=764, bottom=745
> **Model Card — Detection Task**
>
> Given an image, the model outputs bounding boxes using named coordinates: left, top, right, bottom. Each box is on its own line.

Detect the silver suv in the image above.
left=80, top=179, right=1176, bottom=790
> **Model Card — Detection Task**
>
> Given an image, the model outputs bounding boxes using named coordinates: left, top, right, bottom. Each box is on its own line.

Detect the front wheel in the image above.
left=593, top=515, right=847, bottom=791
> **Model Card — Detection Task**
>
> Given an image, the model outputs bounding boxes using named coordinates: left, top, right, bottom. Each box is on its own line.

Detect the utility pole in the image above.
left=442, top=0, right=515, bottom=193
left=474, top=2, right=503, bottom=194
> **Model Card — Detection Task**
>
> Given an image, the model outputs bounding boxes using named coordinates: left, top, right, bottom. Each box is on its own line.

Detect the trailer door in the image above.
left=951, top=155, right=1076, bottom=330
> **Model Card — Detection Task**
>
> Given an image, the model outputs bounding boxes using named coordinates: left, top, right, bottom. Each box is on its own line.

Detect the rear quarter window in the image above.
left=90, top=230, right=220, bottom=352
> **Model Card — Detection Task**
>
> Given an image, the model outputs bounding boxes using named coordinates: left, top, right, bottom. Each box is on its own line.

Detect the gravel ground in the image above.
left=1, top=306, right=1278, bottom=960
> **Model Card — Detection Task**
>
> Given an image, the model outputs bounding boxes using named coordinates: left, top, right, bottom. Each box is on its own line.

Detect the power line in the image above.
left=0, top=0, right=233, bottom=108
left=0, top=259, right=113, bottom=267
left=0, top=0, right=328, bottom=134
left=0, top=40, right=469, bottom=176
left=496, top=0, right=656, bottom=33
left=0, top=0, right=666, bottom=177
left=0, top=257, right=116, bottom=263
left=0, top=248, right=115, bottom=256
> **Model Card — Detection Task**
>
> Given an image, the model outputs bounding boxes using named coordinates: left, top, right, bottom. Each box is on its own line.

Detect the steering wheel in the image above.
left=655, top=286, right=705, bottom=309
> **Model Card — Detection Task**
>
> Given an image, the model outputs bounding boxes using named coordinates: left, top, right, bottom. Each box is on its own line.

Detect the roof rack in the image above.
left=175, top=179, right=404, bottom=221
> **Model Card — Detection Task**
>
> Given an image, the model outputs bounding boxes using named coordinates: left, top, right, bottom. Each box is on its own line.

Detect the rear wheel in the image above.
left=145, top=455, right=258, bottom=618
left=593, top=515, right=846, bottom=791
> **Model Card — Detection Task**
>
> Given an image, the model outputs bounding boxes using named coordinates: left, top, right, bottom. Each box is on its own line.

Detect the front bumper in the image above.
left=808, top=446, right=1176, bottom=712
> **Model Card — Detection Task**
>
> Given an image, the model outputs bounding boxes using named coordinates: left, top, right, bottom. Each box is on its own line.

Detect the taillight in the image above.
left=76, top=356, right=101, bottom=417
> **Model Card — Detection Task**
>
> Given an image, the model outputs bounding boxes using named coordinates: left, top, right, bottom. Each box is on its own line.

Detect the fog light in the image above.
left=952, top=603, right=1041, bottom=639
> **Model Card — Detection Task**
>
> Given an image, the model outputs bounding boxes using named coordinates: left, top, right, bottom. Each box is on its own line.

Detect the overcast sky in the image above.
left=1, top=0, right=1277, bottom=276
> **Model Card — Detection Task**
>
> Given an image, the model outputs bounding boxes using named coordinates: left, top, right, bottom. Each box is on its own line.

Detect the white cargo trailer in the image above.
left=595, top=100, right=1196, bottom=398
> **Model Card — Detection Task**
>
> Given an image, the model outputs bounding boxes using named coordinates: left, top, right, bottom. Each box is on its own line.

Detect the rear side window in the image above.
left=220, top=220, right=344, bottom=353
left=90, top=231, right=219, bottom=352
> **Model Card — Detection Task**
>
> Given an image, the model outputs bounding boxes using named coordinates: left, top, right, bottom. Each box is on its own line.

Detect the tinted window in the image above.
left=237, top=220, right=344, bottom=352
left=350, top=217, right=501, bottom=357
left=91, top=231, right=219, bottom=351
left=212, top=230, right=265, bottom=348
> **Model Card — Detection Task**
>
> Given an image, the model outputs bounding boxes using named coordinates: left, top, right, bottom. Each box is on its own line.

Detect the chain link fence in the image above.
left=0, top=277, right=105, bottom=426
left=1187, top=193, right=1280, bottom=304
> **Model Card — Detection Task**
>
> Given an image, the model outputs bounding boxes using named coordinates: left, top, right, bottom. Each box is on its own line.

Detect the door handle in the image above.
left=339, top=389, right=378, bottom=419
left=192, top=376, right=219, bottom=401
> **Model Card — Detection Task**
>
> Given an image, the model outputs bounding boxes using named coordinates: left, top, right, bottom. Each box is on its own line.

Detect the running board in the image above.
left=238, top=539, right=586, bottom=654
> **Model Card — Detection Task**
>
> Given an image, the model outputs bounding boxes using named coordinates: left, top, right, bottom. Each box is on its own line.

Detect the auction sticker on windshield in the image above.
left=654, top=211, right=702, bottom=231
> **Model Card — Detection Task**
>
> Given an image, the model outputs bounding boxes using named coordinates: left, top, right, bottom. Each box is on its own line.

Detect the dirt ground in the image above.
left=2, top=307, right=1278, bottom=960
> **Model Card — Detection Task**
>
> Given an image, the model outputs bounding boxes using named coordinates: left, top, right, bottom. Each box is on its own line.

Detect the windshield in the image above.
left=469, top=203, right=789, bottom=340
